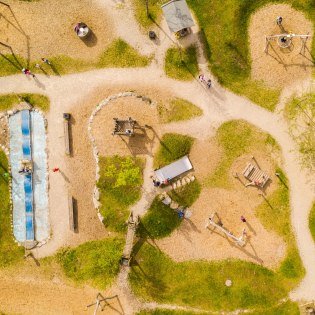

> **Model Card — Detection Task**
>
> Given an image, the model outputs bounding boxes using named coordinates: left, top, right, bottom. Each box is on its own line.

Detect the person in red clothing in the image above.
left=52, top=167, right=60, bottom=172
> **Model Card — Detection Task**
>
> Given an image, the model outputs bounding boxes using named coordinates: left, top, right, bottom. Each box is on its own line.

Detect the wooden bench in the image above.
left=68, top=195, right=76, bottom=231
left=243, top=163, right=269, bottom=188
left=63, top=113, right=71, bottom=155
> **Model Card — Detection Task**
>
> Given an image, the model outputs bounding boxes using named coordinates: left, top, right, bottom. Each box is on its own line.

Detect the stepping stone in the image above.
left=170, top=201, right=179, bottom=209
left=176, top=180, right=182, bottom=187
left=172, top=182, right=177, bottom=189
left=162, top=196, right=171, bottom=205
left=185, top=176, right=191, bottom=184
left=189, top=175, right=195, bottom=182
left=184, top=209, right=192, bottom=219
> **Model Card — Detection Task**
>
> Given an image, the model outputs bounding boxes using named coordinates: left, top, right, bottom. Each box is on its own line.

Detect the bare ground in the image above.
left=249, top=4, right=314, bottom=88
left=0, top=0, right=114, bottom=61
left=157, top=150, right=287, bottom=269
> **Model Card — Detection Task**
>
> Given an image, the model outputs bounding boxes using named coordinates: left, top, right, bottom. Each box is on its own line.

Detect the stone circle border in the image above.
left=87, top=91, right=156, bottom=222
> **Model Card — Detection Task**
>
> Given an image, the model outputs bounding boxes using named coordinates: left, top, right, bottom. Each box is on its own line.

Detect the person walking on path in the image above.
left=41, top=58, right=51, bottom=65
left=52, top=167, right=60, bottom=173
left=207, top=79, right=212, bottom=88
left=241, top=215, right=246, bottom=223
left=22, top=68, right=35, bottom=78
left=198, top=74, right=206, bottom=83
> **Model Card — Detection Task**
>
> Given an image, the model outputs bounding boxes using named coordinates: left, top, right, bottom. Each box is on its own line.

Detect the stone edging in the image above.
left=87, top=92, right=155, bottom=222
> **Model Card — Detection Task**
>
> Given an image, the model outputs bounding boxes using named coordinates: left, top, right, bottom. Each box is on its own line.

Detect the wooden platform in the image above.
left=243, top=162, right=269, bottom=188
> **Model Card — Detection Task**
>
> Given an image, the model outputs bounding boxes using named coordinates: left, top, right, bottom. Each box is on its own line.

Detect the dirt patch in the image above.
left=0, top=260, right=130, bottom=315
left=189, top=138, right=222, bottom=181
left=0, top=0, right=114, bottom=61
left=157, top=152, right=286, bottom=269
left=249, top=4, right=314, bottom=88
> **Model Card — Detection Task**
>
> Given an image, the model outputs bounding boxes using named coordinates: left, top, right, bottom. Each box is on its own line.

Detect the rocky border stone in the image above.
left=87, top=92, right=155, bottom=222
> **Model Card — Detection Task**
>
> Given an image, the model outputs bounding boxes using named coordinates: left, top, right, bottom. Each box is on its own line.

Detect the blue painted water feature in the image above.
left=21, top=110, right=34, bottom=241
left=9, top=110, right=49, bottom=243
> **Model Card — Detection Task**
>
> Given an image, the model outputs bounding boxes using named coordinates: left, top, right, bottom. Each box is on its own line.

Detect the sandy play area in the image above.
left=0, top=0, right=114, bottom=61
left=249, top=4, right=314, bottom=88
left=0, top=260, right=132, bottom=315
left=92, top=95, right=161, bottom=157
left=157, top=145, right=286, bottom=269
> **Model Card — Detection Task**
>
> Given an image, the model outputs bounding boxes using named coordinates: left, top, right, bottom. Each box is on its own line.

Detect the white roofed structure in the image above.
left=161, top=0, right=195, bottom=33
left=154, top=155, right=193, bottom=182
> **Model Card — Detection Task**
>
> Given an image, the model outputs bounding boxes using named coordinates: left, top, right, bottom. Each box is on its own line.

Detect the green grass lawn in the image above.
left=0, top=93, right=50, bottom=112
left=57, top=237, right=124, bottom=289
left=140, top=180, right=201, bottom=238
left=284, top=93, right=315, bottom=170
left=207, top=120, right=278, bottom=188
left=309, top=203, right=315, bottom=242
left=129, top=243, right=288, bottom=312
left=0, top=151, right=24, bottom=267
left=137, top=301, right=300, bottom=314
left=132, top=0, right=167, bottom=29
left=255, top=168, right=305, bottom=289
left=0, top=39, right=150, bottom=76
left=98, top=155, right=143, bottom=232
left=98, top=39, right=150, bottom=68
left=154, top=133, right=194, bottom=168
left=140, top=197, right=182, bottom=239
left=168, top=180, right=201, bottom=208
left=158, top=98, right=203, bottom=123
left=164, top=46, right=199, bottom=81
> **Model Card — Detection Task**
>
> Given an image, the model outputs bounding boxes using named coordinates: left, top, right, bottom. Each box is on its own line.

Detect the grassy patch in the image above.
left=0, top=93, right=50, bottom=112
left=168, top=180, right=201, bottom=207
left=140, top=197, right=182, bottom=239
left=132, top=0, right=166, bottom=29
left=255, top=168, right=305, bottom=289
left=158, top=98, right=203, bottom=123
left=284, top=93, right=315, bottom=170
left=0, top=39, right=149, bottom=76
left=309, top=203, right=315, bottom=242
left=98, top=39, right=150, bottom=68
left=98, top=156, right=143, bottom=232
left=137, top=310, right=207, bottom=315
left=129, top=243, right=288, bottom=311
left=137, top=301, right=300, bottom=314
left=0, top=151, right=24, bottom=267
left=57, top=237, right=124, bottom=289
left=207, top=120, right=275, bottom=188
left=154, top=133, right=194, bottom=168
left=140, top=181, right=200, bottom=239
left=164, top=46, right=199, bottom=81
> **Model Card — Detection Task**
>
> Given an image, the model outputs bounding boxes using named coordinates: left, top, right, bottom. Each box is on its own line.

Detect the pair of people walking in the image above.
left=22, top=58, right=51, bottom=77
left=199, top=74, right=212, bottom=88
